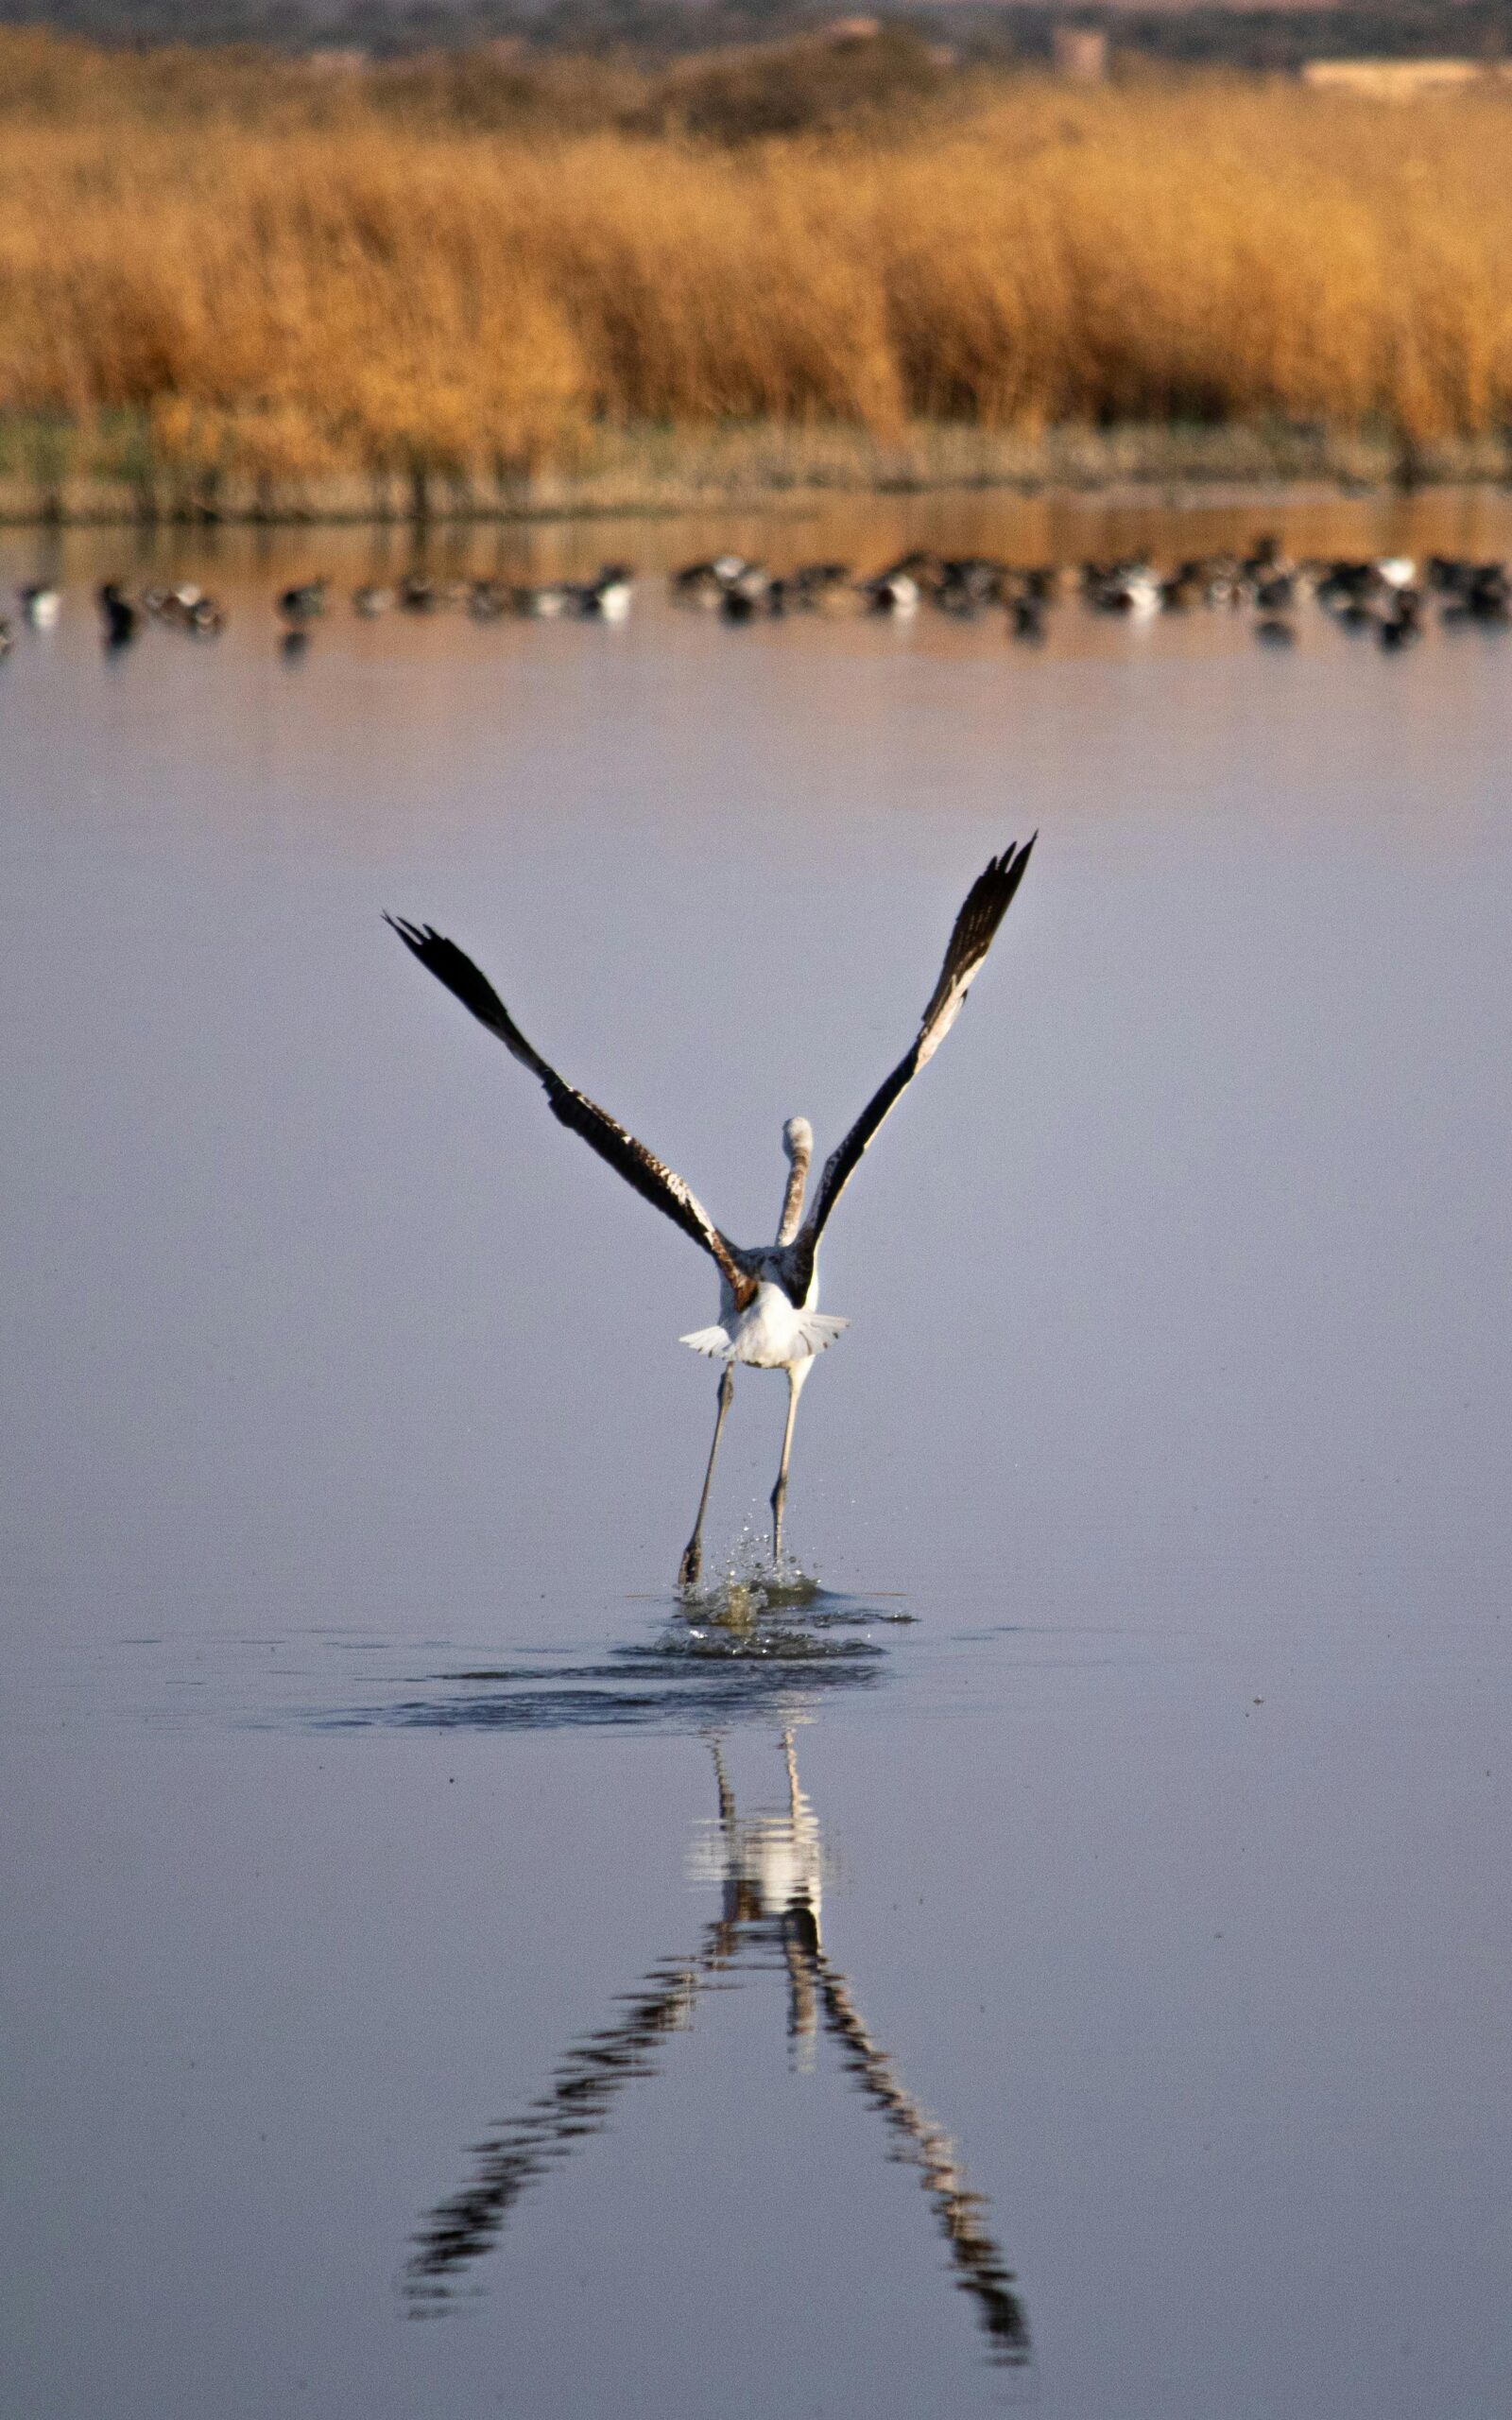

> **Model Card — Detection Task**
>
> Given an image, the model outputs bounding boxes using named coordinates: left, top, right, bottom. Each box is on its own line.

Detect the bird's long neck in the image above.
left=776, top=1119, right=812, bottom=1244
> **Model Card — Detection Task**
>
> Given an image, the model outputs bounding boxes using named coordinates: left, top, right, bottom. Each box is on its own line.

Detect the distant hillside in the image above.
left=5, top=0, right=1512, bottom=68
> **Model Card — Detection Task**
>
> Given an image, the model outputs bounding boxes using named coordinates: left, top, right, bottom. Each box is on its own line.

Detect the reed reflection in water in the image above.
left=406, top=1727, right=1029, bottom=2374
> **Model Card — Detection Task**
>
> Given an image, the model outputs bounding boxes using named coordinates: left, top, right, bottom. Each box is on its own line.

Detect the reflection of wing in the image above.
left=386, top=919, right=749, bottom=1299
left=410, top=1904, right=1031, bottom=2368
left=786, top=841, right=1036, bottom=1302
left=409, top=1737, right=1029, bottom=2372
left=809, top=1949, right=1031, bottom=2368
left=405, top=1927, right=739, bottom=2308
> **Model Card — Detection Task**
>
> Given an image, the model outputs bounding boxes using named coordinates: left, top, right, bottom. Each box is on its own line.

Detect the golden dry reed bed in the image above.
left=3, top=32, right=1512, bottom=498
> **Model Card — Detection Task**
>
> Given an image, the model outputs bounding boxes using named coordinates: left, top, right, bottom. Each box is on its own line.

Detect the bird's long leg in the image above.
left=782, top=1727, right=801, bottom=1822
left=770, top=1360, right=810, bottom=1572
left=708, top=1734, right=735, bottom=1828
left=679, top=1363, right=734, bottom=1591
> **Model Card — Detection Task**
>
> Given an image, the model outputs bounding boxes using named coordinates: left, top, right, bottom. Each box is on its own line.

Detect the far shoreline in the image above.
left=5, top=421, right=1511, bottom=528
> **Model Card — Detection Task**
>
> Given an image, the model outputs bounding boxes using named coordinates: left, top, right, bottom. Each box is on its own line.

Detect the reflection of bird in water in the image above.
left=406, top=1731, right=1030, bottom=2373
left=387, top=841, right=1035, bottom=1586
left=688, top=1731, right=827, bottom=2057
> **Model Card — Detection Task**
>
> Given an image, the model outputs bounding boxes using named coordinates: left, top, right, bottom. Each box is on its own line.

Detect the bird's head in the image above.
left=782, top=1116, right=813, bottom=1167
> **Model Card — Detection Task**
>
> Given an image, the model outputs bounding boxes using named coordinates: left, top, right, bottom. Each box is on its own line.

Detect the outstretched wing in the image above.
left=387, top=919, right=748, bottom=1296
left=787, top=839, right=1036, bottom=1297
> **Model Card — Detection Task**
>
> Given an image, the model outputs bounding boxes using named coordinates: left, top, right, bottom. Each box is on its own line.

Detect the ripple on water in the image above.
left=317, top=1588, right=911, bottom=1735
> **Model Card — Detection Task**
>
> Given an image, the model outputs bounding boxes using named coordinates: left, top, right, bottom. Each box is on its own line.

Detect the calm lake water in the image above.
left=4, top=490, right=1510, bottom=2420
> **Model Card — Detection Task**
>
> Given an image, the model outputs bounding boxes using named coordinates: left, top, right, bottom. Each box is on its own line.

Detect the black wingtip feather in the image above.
left=935, top=838, right=1036, bottom=1005
left=384, top=913, right=743, bottom=1286
left=382, top=917, right=526, bottom=1052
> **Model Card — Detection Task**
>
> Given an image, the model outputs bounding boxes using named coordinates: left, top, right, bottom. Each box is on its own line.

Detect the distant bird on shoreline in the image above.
left=8, top=542, right=1503, bottom=681
left=277, top=578, right=326, bottom=629
left=387, top=840, right=1036, bottom=1587
left=18, top=582, right=60, bottom=630
left=96, top=581, right=138, bottom=648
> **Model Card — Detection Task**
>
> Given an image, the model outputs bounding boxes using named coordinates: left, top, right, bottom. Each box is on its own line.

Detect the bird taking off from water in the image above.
left=387, top=838, right=1036, bottom=1588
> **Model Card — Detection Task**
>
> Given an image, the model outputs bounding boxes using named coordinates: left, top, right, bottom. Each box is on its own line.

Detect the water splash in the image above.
left=679, top=1520, right=833, bottom=1622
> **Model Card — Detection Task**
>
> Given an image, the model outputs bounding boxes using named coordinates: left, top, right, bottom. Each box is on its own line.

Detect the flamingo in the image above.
left=387, top=838, right=1036, bottom=1585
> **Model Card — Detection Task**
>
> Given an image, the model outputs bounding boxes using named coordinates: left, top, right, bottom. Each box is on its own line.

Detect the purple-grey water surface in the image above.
left=3, top=489, right=1509, bottom=2420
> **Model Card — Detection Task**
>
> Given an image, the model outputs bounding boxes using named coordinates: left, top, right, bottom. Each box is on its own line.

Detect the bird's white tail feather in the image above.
left=679, top=1324, right=734, bottom=1358
left=679, top=1311, right=850, bottom=1361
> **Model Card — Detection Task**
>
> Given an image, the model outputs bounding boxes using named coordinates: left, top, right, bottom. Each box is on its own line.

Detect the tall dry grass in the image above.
left=3, top=33, right=1512, bottom=485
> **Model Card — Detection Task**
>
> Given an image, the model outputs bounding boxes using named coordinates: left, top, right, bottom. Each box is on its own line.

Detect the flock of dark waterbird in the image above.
left=662, top=535, right=1512, bottom=649
left=0, top=535, right=1506, bottom=661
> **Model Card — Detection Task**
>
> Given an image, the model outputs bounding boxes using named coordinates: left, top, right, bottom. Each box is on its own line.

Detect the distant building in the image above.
left=1303, top=58, right=1512, bottom=98
left=1052, top=26, right=1108, bottom=83
left=304, top=47, right=369, bottom=78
